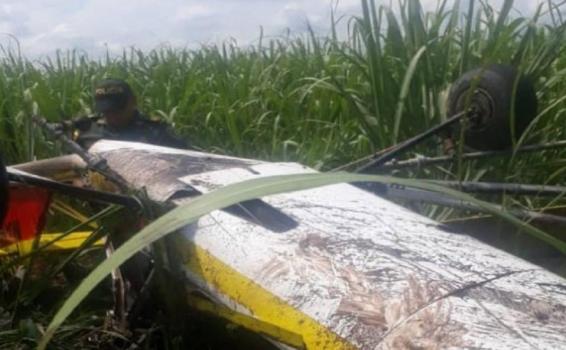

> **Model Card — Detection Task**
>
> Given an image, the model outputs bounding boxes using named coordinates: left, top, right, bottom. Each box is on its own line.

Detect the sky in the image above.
left=0, top=0, right=546, bottom=59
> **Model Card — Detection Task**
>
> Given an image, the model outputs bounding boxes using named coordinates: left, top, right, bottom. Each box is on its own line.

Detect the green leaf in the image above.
left=393, top=45, right=427, bottom=143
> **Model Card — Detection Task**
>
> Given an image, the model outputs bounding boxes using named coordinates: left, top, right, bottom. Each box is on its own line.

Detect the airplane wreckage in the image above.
left=2, top=65, right=566, bottom=349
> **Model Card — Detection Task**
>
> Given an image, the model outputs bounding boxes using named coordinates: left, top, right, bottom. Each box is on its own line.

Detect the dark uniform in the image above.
left=70, top=111, right=189, bottom=150
left=67, top=78, right=189, bottom=150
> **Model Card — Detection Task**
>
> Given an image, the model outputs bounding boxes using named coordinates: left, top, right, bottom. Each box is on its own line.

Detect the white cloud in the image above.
left=0, top=0, right=548, bottom=59
left=0, top=0, right=367, bottom=57
left=174, top=4, right=213, bottom=21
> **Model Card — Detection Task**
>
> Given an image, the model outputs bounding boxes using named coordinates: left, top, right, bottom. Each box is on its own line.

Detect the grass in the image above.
left=0, top=1, right=562, bottom=172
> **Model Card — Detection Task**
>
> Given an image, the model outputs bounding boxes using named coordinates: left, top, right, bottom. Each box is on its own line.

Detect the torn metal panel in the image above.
left=13, top=154, right=86, bottom=181
left=89, top=140, right=260, bottom=202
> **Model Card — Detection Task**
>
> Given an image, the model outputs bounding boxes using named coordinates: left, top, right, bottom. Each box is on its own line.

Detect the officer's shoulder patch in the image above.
left=95, top=117, right=106, bottom=125
left=82, top=114, right=103, bottom=123
left=72, top=114, right=100, bottom=131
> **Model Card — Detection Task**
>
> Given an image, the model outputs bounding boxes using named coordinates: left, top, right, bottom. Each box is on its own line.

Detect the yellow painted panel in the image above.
left=0, top=232, right=104, bottom=256
left=185, top=243, right=355, bottom=350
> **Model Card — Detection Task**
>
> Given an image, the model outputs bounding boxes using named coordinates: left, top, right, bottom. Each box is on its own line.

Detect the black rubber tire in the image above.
left=447, top=64, right=538, bottom=151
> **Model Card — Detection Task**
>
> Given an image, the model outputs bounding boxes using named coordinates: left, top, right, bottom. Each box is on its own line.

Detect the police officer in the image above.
left=69, top=79, right=188, bottom=150
left=64, top=80, right=190, bottom=311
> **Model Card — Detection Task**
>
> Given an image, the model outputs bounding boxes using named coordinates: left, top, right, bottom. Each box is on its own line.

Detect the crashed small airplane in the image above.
left=2, top=139, right=566, bottom=349
left=2, top=65, right=566, bottom=349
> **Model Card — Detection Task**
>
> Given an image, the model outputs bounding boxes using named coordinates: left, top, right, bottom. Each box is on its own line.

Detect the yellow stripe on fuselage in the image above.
left=0, top=232, right=104, bottom=256
left=184, top=242, right=355, bottom=350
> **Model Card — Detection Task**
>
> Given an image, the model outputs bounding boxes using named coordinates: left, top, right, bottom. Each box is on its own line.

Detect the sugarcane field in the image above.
left=2, top=0, right=566, bottom=349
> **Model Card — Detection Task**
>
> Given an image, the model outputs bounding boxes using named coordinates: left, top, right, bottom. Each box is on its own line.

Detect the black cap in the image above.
left=94, top=79, right=134, bottom=113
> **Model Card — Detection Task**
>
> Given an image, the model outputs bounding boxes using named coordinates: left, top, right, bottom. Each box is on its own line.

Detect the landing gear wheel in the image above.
left=447, top=64, right=538, bottom=151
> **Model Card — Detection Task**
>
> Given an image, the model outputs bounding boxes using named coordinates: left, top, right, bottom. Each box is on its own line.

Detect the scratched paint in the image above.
left=91, top=140, right=566, bottom=350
